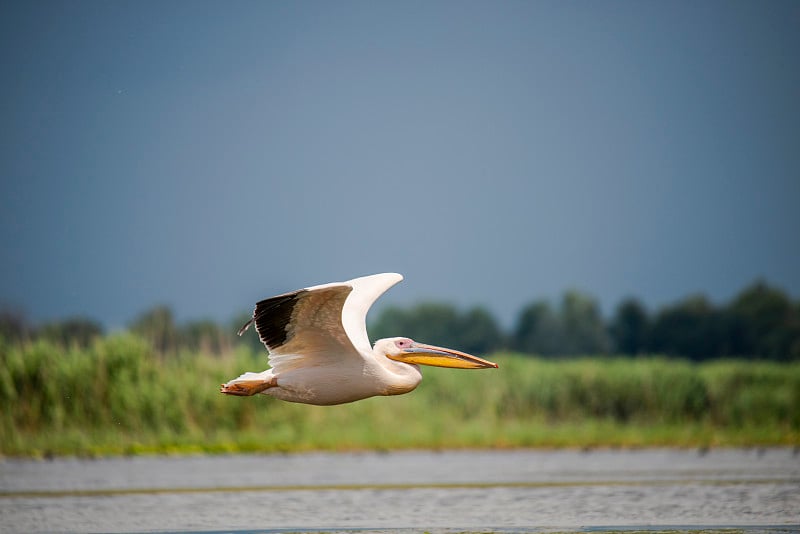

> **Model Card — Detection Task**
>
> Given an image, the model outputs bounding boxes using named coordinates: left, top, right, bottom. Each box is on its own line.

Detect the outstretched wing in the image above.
left=238, top=273, right=403, bottom=373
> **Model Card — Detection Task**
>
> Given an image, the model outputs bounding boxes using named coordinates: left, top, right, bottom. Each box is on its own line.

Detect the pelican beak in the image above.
left=390, top=342, right=499, bottom=369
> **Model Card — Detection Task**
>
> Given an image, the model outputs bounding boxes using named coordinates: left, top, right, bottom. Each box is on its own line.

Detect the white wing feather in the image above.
left=339, top=272, right=403, bottom=355
left=263, top=273, right=403, bottom=374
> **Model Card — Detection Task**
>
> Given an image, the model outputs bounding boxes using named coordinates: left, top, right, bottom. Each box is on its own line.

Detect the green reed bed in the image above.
left=1, top=335, right=798, bottom=457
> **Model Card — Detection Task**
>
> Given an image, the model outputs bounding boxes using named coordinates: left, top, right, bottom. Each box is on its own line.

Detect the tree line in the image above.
left=1, top=279, right=798, bottom=360
left=373, top=280, right=800, bottom=361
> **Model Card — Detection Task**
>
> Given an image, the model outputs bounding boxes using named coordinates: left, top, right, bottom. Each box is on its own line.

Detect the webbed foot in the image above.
left=220, top=378, right=275, bottom=396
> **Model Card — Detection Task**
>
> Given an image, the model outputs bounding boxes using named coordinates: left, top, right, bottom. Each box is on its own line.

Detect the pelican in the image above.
left=221, top=273, right=497, bottom=405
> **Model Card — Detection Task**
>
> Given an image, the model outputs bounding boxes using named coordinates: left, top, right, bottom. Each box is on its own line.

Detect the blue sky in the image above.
left=1, top=1, right=799, bottom=329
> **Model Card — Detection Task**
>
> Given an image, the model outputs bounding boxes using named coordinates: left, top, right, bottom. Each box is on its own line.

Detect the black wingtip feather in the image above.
left=238, top=289, right=308, bottom=350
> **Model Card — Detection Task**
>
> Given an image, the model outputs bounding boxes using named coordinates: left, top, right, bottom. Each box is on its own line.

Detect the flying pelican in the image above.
left=221, top=273, right=498, bottom=405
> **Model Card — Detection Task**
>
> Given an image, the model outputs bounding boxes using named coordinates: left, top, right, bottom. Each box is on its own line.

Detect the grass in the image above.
left=1, top=334, right=798, bottom=457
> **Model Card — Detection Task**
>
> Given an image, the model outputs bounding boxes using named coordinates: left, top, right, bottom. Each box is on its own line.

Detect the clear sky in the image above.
left=2, top=1, right=799, bottom=329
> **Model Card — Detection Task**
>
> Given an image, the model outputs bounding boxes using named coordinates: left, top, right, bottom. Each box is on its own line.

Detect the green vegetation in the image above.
left=1, top=334, right=797, bottom=457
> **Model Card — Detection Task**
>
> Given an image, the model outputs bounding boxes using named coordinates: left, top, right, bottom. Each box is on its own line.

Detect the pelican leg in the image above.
left=220, top=376, right=278, bottom=396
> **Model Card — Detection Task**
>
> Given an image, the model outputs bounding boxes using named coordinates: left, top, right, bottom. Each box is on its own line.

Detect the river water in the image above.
left=0, top=448, right=798, bottom=533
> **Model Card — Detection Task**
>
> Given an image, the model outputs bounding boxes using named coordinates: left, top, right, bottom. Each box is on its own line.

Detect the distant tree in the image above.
left=129, top=305, right=179, bottom=354
left=404, top=302, right=462, bottom=347
left=512, top=300, right=563, bottom=356
left=456, top=306, right=504, bottom=355
left=368, top=306, right=406, bottom=342
left=180, top=319, right=231, bottom=355
left=648, top=295, right=721, bottom=360
left=559, top=290, right=611, bottom=354
left=791, top=302, right=800, bottom=360
left=38, top=317, right=103, bottom=348
left=729, top=280, right=799, bottom=360
left=371, top=302, right=461, bottom=348
left=370, top=302, right=503, bottom=354
left=610, top=298, right=649, bottom=355
left=0, top=305, right=33, bottom=343
left=711, top=306, right=750, bottom=357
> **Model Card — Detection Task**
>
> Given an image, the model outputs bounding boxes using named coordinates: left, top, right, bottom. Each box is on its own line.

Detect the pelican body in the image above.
left=221, top=273, right=497, bottom=405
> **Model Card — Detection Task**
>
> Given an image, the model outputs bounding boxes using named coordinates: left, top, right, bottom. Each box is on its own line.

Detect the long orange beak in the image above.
left=388, top=342, right=498, bottom=369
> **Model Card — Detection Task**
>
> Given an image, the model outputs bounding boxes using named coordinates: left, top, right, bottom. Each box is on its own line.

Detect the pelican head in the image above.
left=375, top=337, right=498, bottom=369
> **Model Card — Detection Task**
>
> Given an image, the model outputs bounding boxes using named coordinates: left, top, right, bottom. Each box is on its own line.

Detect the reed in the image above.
left=1, top=335, right=797, bottom=457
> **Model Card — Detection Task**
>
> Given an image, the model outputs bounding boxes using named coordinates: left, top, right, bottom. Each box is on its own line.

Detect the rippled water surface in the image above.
left=1, top=448, right=798, bottom=533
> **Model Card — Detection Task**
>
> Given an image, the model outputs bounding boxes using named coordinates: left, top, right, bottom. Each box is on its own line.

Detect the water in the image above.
left=0, top=448, right=798, bottom=533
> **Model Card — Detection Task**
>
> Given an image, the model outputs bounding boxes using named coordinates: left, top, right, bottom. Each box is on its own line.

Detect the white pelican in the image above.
left=221, top=273, right=497, bottom=405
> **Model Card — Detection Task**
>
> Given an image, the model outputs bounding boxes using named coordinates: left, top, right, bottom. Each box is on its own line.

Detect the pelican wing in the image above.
left=238, top=273, right=403, bottom=374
